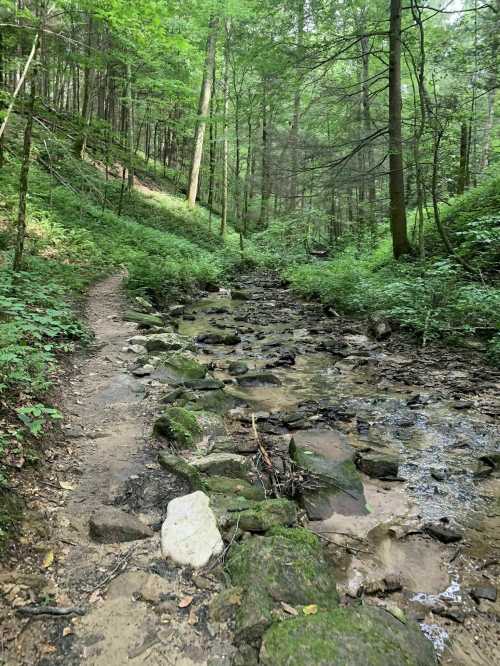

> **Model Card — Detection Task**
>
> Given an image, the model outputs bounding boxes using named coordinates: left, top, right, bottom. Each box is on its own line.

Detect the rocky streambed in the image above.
left=2, top=271, right=499, bottom=665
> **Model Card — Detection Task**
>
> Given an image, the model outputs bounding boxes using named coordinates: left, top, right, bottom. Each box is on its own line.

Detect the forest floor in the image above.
left=0, top=270, right=499, bottom=665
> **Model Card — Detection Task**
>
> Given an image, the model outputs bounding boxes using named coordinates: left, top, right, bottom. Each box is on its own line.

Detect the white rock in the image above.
left=161, top=491, right=223, bottom=569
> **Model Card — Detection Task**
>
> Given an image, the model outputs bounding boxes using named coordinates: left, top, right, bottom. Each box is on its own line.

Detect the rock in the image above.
left=236, top=372, right=282, bottom=387
left=355, top=451, right=400, bottom=479
left=479, top=452, right=500, bottom=472
left=168, top=304, right=185, bottom=317
left=160, top=491, right=224, bottom=568
left=107, top=571, right=172, bottom=603
left=260, top=605, right=436, bottom=666
left=158, top=451, right=203, bottom=490
left=368, top=312, right=392, bottom=341
left=290, top=430, right=366, bottom=519
left=153, top=407, right=202, bottom=448
left=204, top=475, right=265, bottom=500
left=231, top=289, right=251, bottom=301
left=126, top=344, right=147, bottom=354
left=228, top=360, right=249, bottom=376
left=471, top=585, right=497, bottom=603
left=160, top=387, right=186, bottom=404
left=452, top=400, right=473, bottom=410
left=430, top=467, right=448, bottom=481
left=124, top=310, right=164, bottom=328
left=182, top=378, right=224, bottom=391
left=209, top=587, right=243, bottom=622
left=155, top=351, right=207, bottom=382
left=226, top=529, right=339, bottom=641
left=197, top=332, right=241, bottom=346
left=89, top=507, right=153, bottom=543
left=132, top=364, right=154, bottom=377
left=425, top=523, right=463, bottom=543
left=141, top=332, right=193, bottom=353
left=192, top=452, right=253, bottom=478
left=184, top=389, right=241, bottom=414
left=212, top=496, right=297, bottom=533
left=134, top=296, right=154, bottom=313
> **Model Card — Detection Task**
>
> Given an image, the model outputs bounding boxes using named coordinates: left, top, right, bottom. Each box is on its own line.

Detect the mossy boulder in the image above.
left=290, top=430, right=366, bottom=519
left=192, top=452, right=252, bottom=478
left=154, top=407, right=202, bottom=448
left=124, top=310, right=164, bottom=328
left=226, top=532, right=339, bottom=641
left=158, top=452, right=203, bottom=491
left=143, top=332, right=194, bottom=353
left=204, top=476, right=266, bottom=501
left=156, top=351, right=207, bottom=382
left=211, top=496, right=297, bottom=533
left=260, top=605, right=436, bottom=666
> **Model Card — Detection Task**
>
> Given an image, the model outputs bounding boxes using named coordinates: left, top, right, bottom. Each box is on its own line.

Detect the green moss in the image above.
left=260, top=606, right=437, bottom=666
left=226, top=535, right=338, bottom=641
left=157, top=351, right=207, bottom=381
left=158, top=451, right=203, bottom=490
left=211, top=496, right=296, bottom=532
left=153, top=407, right=202, bottom=448
left=123, top=310, right=164, bottom=327
left=266, top=526, right=320, bottom=548
left=204, top=476, right=266, bottom=500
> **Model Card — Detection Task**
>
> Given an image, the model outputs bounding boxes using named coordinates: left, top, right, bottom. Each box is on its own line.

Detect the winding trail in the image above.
left=1, top=271, right=499, bottom=665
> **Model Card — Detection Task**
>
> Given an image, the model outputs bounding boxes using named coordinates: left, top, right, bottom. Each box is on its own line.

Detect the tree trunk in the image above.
left=289, top=0, right=304, bottom=211
left=457, top=121, right=468, bottom=194
left=125, top=62, right=134, bottom=190
left=13, top=43, right=39, bottom=271
left=187, top=17, right=219, bottom=207
left=73, top=15, right=93, bottom=159
left=259, top=77, right=271, bottom=227
left=388, top=0, right=411, bottom=258
left=221, top=23, right=229, bottom=235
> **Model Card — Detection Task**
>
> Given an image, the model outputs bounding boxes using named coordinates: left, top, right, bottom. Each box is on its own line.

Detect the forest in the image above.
left=0, top=0, right=499, bottom=665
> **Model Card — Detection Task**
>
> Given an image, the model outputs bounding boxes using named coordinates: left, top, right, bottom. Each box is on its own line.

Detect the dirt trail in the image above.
left=1, top=275, right=232, bottom=666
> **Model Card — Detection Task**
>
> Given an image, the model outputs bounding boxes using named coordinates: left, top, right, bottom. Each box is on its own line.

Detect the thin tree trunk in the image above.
left=289, top=0, right=304, bottom=211
left=125, top=62, right=134, bottom=190
left=220, top=22, right=229, bottom=236
left=388, top=0, right=411, bottom=258
left=13, top=42, right=39, bottom=271
left=187, top=17, right=219, bottom=207
left=259, top=77, right=271, bottom=227
left=73, top=15, right=93, bottom=158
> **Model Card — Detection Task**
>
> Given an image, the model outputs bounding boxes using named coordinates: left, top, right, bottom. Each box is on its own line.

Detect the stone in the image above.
left=204, top=475, right=266, bottom=500
left=368, top=312, right=392, bottom=341
left=126, top=344, right=147, bottom=354
left=290, top=430, right=366, bottom=519
left=160, top=491, right=224, bottom=568
left=182, top=378, right=224, bottom=391
left=430, top=467, right=448, bottom=481
left=192, top=452, right=253, bottom=478
left=212, top=496, right=297, bottom=533
left=142, top=332, right=193, bottom=353
left=236, top=372, right=282, bottom=387
left=132, top=364, right=154, bottom=377
left=197, top=332, right=241, bottom=346
left=209, top=587, right=243, bottom=622
left=155, top=351, right=207, bottom=382
left=260, top=605, right=436, bottom=666
left=227, top=530, right=338, bottom=641
left=425, top=523, right=463, bottom=543
left=228, top=361, right=249, bottom=376
left=471, top=585, right=497, bottom=603
left=153, top=407, right=202, bottom=448
left=158, top=451, right=203, bottom=490
left=168, top=304, right=185, bottom=317
left=124, top=310, right=164, bottom=328
left=355, top=451, right=400, bottom=479
left=89, top=507, right=153, bottom=543
left=134, top=296, right=154, bottom=313
left=231, top=289, right=251, bottom=301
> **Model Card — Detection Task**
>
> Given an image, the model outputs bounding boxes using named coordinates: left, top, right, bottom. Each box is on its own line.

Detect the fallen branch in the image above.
left=87, top=546, right=136, bottom=593
left=17, top=605, right=85, bottom=617
left=251, top=414, right=280, bottom=497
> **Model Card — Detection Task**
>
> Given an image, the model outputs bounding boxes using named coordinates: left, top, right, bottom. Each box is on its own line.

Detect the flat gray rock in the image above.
left=161, top=491, right=224, bottom=568
left=191, top=452, right=252, bottom=478
left=89, top=507, right=153, bottom=543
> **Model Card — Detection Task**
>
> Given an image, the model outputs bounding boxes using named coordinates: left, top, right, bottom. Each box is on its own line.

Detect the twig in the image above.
left=87, top=546, right=136, bottom=593
left=251, top=414, right=280, bottom=497
left=17, top=605, right=85, bottom=617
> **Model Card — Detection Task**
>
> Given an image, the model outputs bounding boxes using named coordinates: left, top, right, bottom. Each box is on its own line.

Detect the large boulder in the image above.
left=153, top=407, right=202, bottom=448
left=226, top=530, right=339, bottom=641
left=260, top=605, right=436, bottom=666
left=161, top=491, right=224, bottom=568
left=355, top=451, right=400, bottom=479
left=290, top=430, right=366, bottom=519
left=133, top=332, right=194, bottom=353
left=89, top=507, right=153, bottom=543
left=124, top=310, right=164, bottom=328
left=155, top=351, right=207, bottom=383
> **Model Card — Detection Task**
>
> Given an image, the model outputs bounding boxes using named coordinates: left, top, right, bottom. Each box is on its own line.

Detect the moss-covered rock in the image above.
left=204, top=476, right=266, bottom=500
left=156, top=351, right=207, bottom=382
left=154, top=407, right=202, bottom=448
left=260, top=606, right=436, bottom=666
left=158, top=452, right=203, bottom=491
left=143, top=332, right=194, bottom=353
left=266, top=526, right=320, bottom=548
left=124, top=310, right=164, bottom=328
left=192, top=452, right=252, bottom=478
left=290, top=430, right=366, bottom=519
left=226, top=533, right=339, bottom=641
left=211, top=496, right=297, bottom=533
